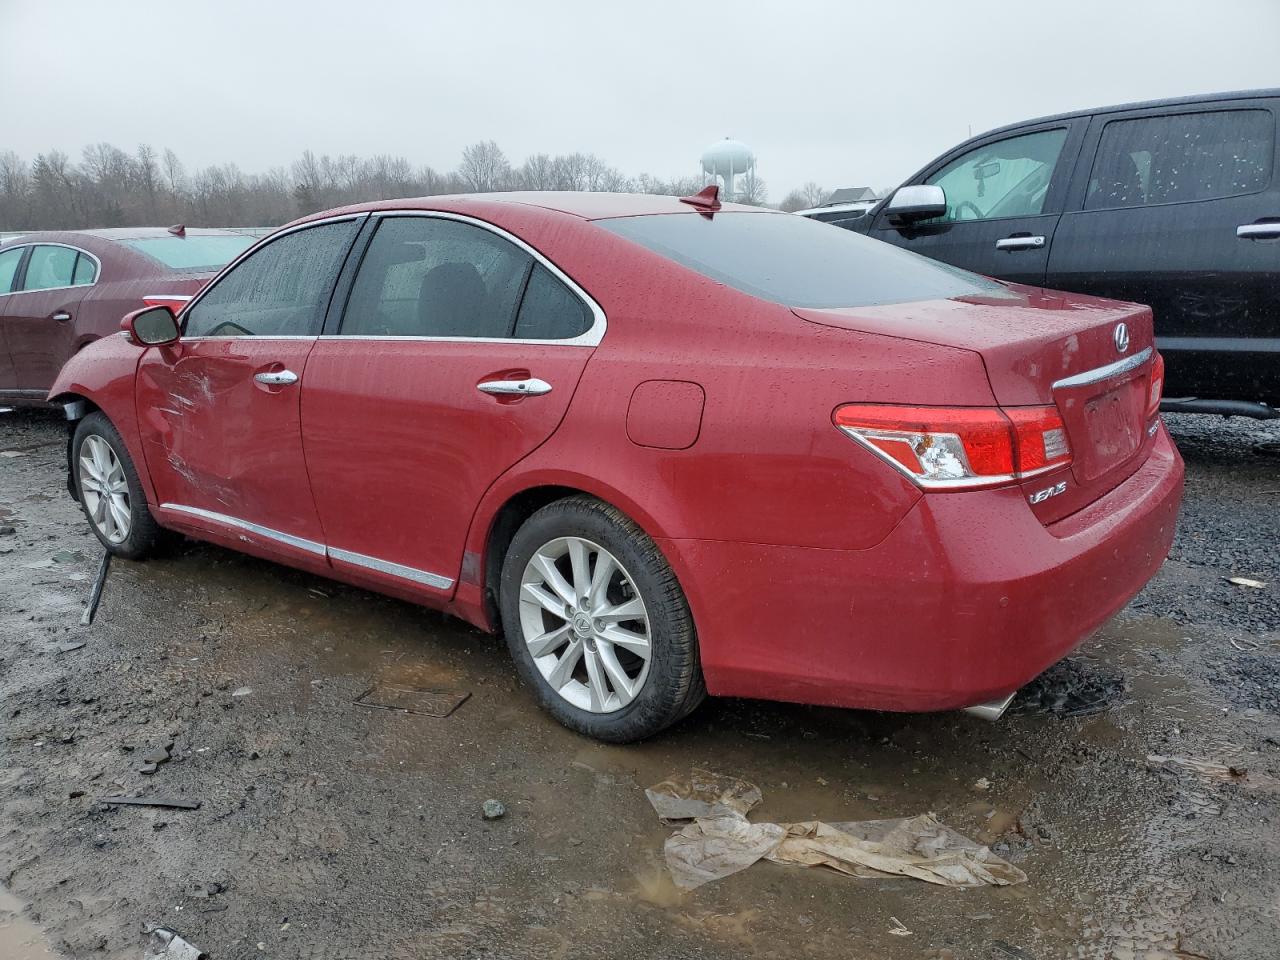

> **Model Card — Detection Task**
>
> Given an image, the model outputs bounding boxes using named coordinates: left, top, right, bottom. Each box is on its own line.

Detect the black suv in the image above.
left=845, top=89, right=1280, bottom=418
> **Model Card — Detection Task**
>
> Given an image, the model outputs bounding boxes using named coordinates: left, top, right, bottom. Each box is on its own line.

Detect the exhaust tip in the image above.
left=962, top=691, right=1018, bottom=722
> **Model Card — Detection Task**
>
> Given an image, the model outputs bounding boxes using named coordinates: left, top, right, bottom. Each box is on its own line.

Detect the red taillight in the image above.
left=142, top=294, right=193, bottom=314
left=833, top=404, right=1072, bottom=490
left=1147, top=352, right=1165, bottom=418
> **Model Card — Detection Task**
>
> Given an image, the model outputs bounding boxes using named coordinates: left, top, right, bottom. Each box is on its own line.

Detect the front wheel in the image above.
left=72, top=412, right=166, bottom=560
left=500, top=496, right=705, bottom=743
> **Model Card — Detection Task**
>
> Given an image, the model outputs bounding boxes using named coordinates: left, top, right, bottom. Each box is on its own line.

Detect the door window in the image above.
left=340, top=216, right=532, bottom=338
left=184, top=220, right=359, bottom=337
left=22, top=245, right=78, bottom=291
left=72, top=253, right=97, bottom=286
left=924, top=129, right=1068, bottom=222
left=0, top=247, right=22, bottom=294
left=1085, top=109, right=1274, bottom=210
left=513, top=264, right=592, bottom=340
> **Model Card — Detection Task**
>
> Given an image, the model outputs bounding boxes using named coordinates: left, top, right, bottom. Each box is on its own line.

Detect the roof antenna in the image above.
left=678, top=184, right=721, bottom=213
left=167, top=224, right=186, bottom=237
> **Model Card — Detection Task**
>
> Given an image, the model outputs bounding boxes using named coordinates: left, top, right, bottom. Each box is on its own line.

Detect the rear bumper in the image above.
left=659, top=422, right=1184, bottom=712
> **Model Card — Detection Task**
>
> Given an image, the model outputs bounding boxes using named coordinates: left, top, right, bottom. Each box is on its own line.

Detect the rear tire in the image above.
left=72, top=412, right=166, bottom=560
left=500, top=495, right=705, bottom=742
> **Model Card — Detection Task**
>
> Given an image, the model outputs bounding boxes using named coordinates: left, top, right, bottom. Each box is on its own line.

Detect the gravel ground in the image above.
left=1, top=409, right=1278, bottom=960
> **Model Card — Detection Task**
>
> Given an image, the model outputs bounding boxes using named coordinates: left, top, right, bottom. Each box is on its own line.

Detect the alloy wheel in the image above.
left=79, top=435, right=131, bottom=544
left=518, top=536, right=652, bottom=713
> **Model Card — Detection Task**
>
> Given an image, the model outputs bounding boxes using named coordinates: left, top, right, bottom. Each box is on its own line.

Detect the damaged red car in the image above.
left=48, top=190, right=1184, bottom=742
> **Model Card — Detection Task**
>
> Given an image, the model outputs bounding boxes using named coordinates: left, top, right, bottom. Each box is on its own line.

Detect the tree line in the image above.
left=0, top=139, right=838, bottom=231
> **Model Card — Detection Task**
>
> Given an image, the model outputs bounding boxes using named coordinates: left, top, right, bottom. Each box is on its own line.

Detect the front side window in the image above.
left=924, top=128, right=1068, bottom=222
left=184, top=220, right=359, bottom=338
left=1085, top=109, right=1274, bottom=210
left=599, top=211, right=1007, bottom=310
left=341, top=217, right=532, bottom=338
left=0, top=247, right=22, bottom=294
left=23, top=245, right=79, bottom=291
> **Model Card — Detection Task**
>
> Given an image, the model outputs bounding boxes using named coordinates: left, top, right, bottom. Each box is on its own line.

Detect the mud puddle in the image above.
left=0, top=887, right=62, bottom=960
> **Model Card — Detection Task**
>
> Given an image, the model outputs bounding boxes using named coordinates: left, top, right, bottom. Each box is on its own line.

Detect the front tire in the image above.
left=72, top=412, right=165, bottom=560
left=500, top=496, right=705, bottom=743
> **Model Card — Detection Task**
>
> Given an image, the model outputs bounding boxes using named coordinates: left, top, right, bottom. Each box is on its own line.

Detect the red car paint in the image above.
left=48, top=193, right=1184, bottom=713
left=0, top=228, right=251, bottom=404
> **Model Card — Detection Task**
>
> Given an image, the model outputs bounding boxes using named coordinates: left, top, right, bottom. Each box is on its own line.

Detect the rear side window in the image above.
left=341, top=217, right=532, bottom=338
left=120, top=235, right=255, bottom=271
left=924, top=128, right=1068, bottom=222
left=0, top=247, right=22, bottom=294
left=1085, top=109, right=1274, bottom=210
left=23, top=245, right=78, bottom=291
left=72, top=253, right=97, bottom=286
left=598, top=211, right=1007, bottom=309
left=514, top=265, right=592, bottom=340
left=184, top=220, right=358, bottom=337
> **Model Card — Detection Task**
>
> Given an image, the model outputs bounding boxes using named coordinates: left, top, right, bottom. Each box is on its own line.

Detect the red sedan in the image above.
left=0, top=227, right=254, bottom=404
left=48, top=190, right=1184, bottom=742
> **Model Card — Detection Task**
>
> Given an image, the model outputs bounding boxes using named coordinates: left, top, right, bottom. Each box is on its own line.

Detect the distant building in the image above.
left=822, top=186, right=878, bottom=206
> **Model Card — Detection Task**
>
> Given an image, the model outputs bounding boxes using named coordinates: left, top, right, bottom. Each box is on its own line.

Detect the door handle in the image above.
left=254, top=370, right=299, bottom=385
left=51, top=311, right=72, bottom=322
left=1237, top=223, right=1280, bottom=240
left=477, top=378, right=552, bottom=396
left=994, top=235, right=1046, bottom=251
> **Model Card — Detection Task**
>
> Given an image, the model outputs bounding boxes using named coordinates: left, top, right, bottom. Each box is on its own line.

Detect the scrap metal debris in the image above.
left=354, top=683, right=470, bottom=718
left=101, top=796, right=201, bottom=811
left=1010, top=656, right=1126, bottom=718
left=1227, top=576, right=1267, bottom=589
left=647, top=769, right=1028, bottom=891
left=143, top=927, right=206, bottom=960
left=81, top=549, right=112, bottom=625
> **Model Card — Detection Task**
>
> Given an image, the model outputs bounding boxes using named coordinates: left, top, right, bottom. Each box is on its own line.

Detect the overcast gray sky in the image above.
left=2, top=0, right=1278, bottom=200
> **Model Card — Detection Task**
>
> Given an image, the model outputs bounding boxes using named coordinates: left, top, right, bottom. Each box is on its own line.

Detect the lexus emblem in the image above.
left=1113, top=322, right=1130, bottom=354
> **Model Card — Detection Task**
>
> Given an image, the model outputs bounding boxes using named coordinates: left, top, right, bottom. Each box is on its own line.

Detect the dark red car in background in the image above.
left=48, top=191, right=1184, bottom=742
left=0, top=227, right=254, bottom=404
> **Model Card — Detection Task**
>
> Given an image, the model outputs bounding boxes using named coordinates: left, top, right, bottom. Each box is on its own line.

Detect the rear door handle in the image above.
left=254, top=370, right=299, bottom=385
left=477, top=378, right=552, bottom=396
left=1237, top=222, right=1280, bottom=240
left=994, top=235, right=1046, bottom=251
left=51, top=311, right=72, bottom=322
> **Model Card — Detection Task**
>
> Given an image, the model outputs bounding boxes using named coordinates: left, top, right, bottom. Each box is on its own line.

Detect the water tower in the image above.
left=700, top=138, right=755, bottom=202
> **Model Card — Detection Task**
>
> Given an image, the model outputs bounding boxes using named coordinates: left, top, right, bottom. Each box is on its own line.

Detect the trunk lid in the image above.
left=794, top=283, right=1161, bottom=515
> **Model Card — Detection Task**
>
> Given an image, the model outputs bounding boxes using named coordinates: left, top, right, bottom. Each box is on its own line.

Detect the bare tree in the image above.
left=459, top=140, right=510, bottom=192
left=737, top=169, right=768, bottom=206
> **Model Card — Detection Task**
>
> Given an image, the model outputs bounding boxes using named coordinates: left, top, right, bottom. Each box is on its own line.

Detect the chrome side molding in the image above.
left=161, top=503, right=456, bottom=590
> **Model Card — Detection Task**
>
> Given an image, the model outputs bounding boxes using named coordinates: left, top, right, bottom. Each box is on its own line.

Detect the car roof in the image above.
left=79, top=227, right=250, bottom=240
left=310, top=191, right=777, bottom=223
left=978, top=87, right=1280, bottom=140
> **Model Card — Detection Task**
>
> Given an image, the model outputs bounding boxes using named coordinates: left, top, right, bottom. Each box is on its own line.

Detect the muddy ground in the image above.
left=1, top=408, right=1278, bottom=960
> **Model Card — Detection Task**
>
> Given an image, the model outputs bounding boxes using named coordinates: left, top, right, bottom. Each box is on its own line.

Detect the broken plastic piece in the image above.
left=102, top=796, right=201, bottom=810
left=144, top=927, right=205, bottom=960
left=645, top=768, right=761, bottom=823
left=678, top=184, right=721, bottom=211
left=81, top=548, right=112, bottom=625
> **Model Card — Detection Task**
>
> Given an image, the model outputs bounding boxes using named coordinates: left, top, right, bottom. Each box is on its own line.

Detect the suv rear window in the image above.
left=597, top=211, right=1006, bottom=309
left=120, top=235, right=255, bottom=271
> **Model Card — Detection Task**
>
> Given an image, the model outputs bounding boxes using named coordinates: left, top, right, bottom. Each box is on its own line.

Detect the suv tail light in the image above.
left=833, top=404, right=1072, bottom=490
left=1147, top=352, right=1165, bottom=418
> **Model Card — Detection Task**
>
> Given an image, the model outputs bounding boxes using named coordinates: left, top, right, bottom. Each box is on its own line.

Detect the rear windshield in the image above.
left=120, top=235, right=255, bottom=272
left=597, top=211, right=1007, bottom=309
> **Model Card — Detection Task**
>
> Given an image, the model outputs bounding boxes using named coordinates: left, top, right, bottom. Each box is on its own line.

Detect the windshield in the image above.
left=597, top=211, right=1008, bottom=309
left=120, top=235, right=255, bottom=272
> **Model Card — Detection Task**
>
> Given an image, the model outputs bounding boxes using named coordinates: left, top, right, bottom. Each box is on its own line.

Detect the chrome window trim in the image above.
left=1051, top=346, right=1153, bottom=390
left=333, top=209, right=606, bottom=347
left=180, top=335, right=318, bottom=342
left=328, top=546, right=454, bottom=590
left=176, top=213, right=370, bottom=333
left=0, top=241, right=101, bottom=298
left=160, top=503, right=326, bottom=556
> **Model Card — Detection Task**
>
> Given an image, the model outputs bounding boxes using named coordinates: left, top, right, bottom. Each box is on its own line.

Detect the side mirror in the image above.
left=885, top=184, right=947, bottom=225
left=121, top=305, right=180, bottom=347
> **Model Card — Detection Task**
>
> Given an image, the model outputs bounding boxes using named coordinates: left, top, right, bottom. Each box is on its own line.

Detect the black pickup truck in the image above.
left=839, top=89, right=1280, bottom=418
